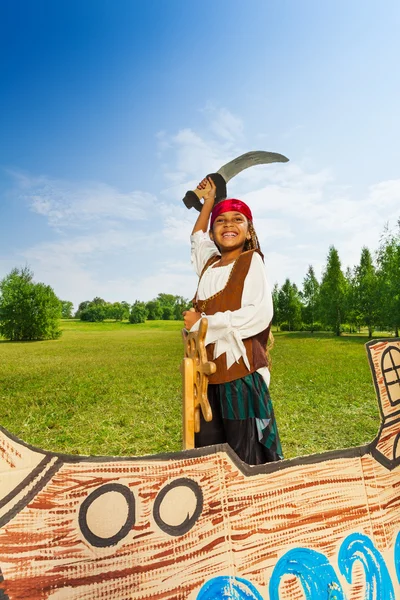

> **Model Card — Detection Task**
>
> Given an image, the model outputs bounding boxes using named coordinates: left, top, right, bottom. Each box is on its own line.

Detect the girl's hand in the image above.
left=197, top=177, right=216, bottom=204
left=183, top=309, right=202, bottom=330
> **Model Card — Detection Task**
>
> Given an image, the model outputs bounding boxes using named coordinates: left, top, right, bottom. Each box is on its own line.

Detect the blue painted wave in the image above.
left=338, top=532, right=395, bottom=600
left=395, top=531, right=400, bottom=584
left=196, top=575, right=264, bottom=599
left=196, top=532, right=400, bottom=600
left=269, top=547, right=345, bottom=600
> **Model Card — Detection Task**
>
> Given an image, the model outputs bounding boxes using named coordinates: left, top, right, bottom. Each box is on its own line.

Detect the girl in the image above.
left=183, top=178, right=283, bottom=465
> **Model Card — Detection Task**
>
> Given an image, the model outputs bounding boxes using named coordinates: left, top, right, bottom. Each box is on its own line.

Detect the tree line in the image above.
left=0, top=272, right=193, bottom=340
left=71, top=294, right=192, bottom=324
left=1, top=221, right=399, bottom=341
left=273, top=221, right=400, bottom=337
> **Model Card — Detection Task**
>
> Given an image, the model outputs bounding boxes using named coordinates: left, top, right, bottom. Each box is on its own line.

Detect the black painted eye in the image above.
left=153, top=478, right=203, bottom=537
left=79, top=483, right=135, bottom=547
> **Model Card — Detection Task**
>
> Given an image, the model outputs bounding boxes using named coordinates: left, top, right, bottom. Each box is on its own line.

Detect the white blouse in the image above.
left=190, top=230, right=273, bottom=385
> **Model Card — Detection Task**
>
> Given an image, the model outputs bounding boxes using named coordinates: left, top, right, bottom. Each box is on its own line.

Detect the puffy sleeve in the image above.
left=191, top=230, right=220, bottom=276
left=190, top=252, right=273, bottom=371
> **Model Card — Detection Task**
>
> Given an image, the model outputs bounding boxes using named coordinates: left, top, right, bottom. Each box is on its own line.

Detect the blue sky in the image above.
left=1, top=0, right=400, bottom=309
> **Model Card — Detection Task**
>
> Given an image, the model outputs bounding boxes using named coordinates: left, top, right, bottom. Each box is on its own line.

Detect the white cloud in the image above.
left=3, top=172, right=165, bottom=308
left=11, top=171, right=155, bottom=228
left=135, top=270, right=197, bottom=303
left=3, top=106, right=400, bottom=311
left=368, top=179, right=400, bottom=214
left=158, top=106, right=245, bottom=195
left=205, top=106, right=244, bottom=143
left=158, top=203, right=193, bottom=245
left=15, top=231, right=149, bottom=307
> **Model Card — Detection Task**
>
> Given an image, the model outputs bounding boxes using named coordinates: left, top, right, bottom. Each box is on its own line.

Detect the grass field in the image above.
left=0, top=320, right=383, bottom=460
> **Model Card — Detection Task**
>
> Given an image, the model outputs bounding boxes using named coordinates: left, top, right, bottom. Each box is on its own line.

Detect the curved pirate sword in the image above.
left=182, top=150, right=289, bottom=211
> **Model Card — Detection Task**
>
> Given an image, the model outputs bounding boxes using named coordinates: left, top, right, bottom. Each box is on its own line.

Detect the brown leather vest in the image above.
left=193, top=250, right=270, bottom=384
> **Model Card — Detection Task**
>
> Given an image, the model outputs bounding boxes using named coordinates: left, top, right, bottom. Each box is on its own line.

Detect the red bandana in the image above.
left=210, top=199, right=253, bottom=229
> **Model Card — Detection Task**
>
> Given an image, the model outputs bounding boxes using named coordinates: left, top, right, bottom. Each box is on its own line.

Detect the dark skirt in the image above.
left=195, top=371, right=283, bottom=465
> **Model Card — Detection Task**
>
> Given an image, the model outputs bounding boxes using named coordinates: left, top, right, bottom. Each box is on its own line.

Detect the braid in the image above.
left=244, top=221, right=264, bottom=260
left=266, top=330, right=274, bottom=370
left=244, top=221, right=273, bottom=365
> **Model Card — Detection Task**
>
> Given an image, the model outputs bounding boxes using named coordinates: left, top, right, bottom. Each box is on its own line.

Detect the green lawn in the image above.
left=0, top=320, right=383, bottom=459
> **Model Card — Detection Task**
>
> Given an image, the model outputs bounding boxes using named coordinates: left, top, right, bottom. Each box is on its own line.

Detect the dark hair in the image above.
left=243, top=221, right=264, bottom=259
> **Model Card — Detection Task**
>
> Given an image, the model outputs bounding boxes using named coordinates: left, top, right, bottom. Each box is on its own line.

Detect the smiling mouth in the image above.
left=222, top=232, right=237, bottom=238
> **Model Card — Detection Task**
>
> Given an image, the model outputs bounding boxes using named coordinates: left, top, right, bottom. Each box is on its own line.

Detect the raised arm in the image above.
left=191, top=177, right=217, bottom=234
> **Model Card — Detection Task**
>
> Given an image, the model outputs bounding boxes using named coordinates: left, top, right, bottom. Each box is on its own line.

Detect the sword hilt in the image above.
left=182, top=173, right=227, bottom=212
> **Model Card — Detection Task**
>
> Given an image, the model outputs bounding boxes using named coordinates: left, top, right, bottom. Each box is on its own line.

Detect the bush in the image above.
left=341, top=324, right=359, bottom=334
left=0, top=267, right=61, bottom=341
left=61, top=300, right=74, bottom=319
left=162, top=306, right=174, bottom=320
left=129, top=301, right=147, bottom=324
left=279, top=321, right=303, bottom=332
left=146, top=300, right=162, bottom=320
left=300, top=322, right=325, bottom=332
left=80, top=305, right=107, bottom=322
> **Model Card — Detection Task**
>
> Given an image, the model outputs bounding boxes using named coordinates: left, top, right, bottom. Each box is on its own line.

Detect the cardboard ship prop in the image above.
left=0, top=333, right=400, bottom=599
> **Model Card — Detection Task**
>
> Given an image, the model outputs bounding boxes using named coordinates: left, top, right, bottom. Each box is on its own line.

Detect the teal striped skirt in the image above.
left=195, top=371, right=283, bottom=465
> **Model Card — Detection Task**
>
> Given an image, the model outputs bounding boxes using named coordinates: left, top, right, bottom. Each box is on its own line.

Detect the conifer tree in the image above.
left=319, top=246, right=347, bottom=336
left=271, top=283, right=281, bottom=330
left=354, top=247, right=378, bottom=337
left=344, top=266, right=358, bottom=333
left=278, top=279, right=302, bottom=331
left=302, top=265, right=320, bottom=333
left=377, top=221, right=400, bottom=336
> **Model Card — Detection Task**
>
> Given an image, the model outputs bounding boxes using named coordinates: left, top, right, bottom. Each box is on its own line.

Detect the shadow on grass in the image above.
left=0, top=338, right=46, bottom=344
left=273, top=331, right=396, bottom=344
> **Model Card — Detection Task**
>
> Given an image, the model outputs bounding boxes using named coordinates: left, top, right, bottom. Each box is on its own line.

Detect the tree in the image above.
left=173, top=296, right=191, bottom=320
left=121, top=301, right=131, bottom=317
left=61, top=300, right=74, bottom=319
left=344, top=266, right=359, bottom=334
left=353, top=247, right=379, bottom=337
left=278, top=279, right=302, bottom=331
left=145, top=300, right=162, bottom=320
left=75, top=300, right=90, bottom=319
left=155, top=293, right=191, bottom=320
left=0, top=267, right=61, bottom=341
left=301, top=265, right=320, bottom=333
left=162, top=305, right=174, bottom=320
left=91, top=296, right=107, bottom=306
left=109, top=302, right=130, bottom=321
left=156, top=293, right=176, bottom=307
left=80, top=304, right=107, bottom=322
left=319, top=246, right=347, bottom=336
left=271, top=283, right=281, bottom=330
left=377, top=221, right=400, bottom=336
left=129, top=301, right=147, bottom=324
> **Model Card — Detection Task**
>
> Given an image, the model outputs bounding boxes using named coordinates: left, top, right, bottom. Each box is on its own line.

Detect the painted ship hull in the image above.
left=0, top=339, right=399, bottom=599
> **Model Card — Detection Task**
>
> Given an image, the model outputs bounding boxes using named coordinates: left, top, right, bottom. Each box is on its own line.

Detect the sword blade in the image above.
left=217, top=151, right=289, bottom=183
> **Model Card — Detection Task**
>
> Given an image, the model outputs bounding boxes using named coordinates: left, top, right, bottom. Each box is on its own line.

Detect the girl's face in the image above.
left=210, top=211, right=250, bottom=251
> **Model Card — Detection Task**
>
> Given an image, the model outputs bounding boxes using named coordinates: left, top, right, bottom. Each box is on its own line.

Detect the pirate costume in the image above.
left=190, top=199, right=283, bottom=465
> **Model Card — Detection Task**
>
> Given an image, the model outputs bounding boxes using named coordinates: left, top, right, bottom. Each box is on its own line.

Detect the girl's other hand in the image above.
left=183, top=309, right=202, bottom=331
left=197, top=177, right=216, bottom=204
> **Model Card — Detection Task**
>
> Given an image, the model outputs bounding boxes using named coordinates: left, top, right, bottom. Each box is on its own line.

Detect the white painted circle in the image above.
left=85, top=490, right=130, bottom=539
left=158, top=484, right=198, bottom=527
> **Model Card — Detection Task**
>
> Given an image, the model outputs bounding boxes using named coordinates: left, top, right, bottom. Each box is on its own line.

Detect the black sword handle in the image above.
left=182, top=173, right=227, bottom=212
